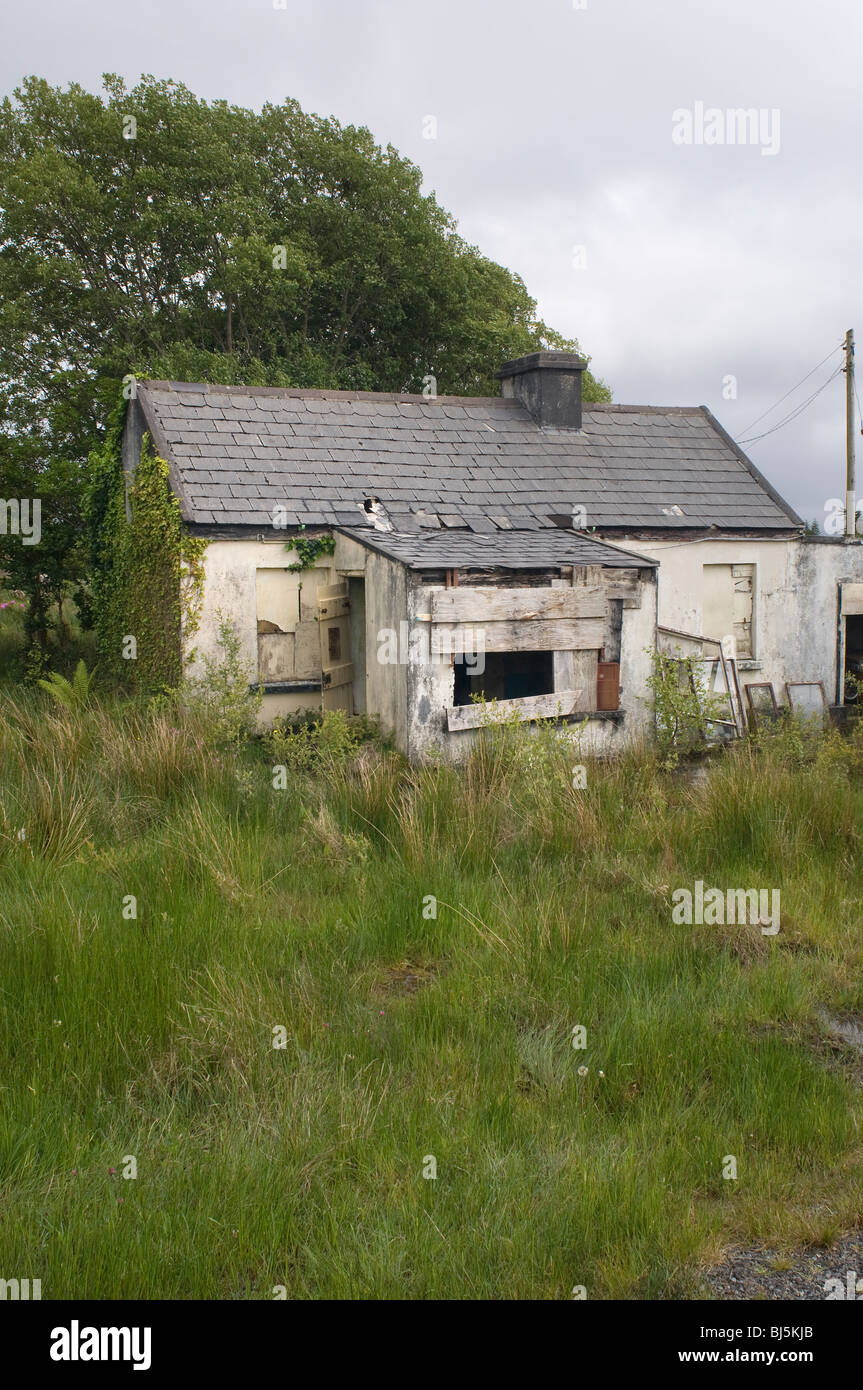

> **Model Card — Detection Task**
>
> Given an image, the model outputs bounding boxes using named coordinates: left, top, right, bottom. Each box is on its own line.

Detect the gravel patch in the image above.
left=702, top=1231, right=863, bottom=1300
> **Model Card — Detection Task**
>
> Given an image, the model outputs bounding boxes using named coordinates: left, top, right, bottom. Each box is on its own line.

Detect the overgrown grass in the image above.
left=0, top=696, right=861, bottom=1299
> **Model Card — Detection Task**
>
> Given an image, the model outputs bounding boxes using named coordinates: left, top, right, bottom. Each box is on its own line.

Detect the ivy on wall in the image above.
left=286, top=531, right=336, bottom=573
left=87, top=399, right=207, bottom=693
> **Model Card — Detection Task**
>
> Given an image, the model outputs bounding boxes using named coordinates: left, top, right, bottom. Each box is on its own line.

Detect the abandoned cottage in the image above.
left=121, top=351, right=863, bottom=758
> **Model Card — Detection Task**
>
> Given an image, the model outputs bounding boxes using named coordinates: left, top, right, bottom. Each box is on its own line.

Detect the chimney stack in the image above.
left=496, top=350, right=586, bottom=431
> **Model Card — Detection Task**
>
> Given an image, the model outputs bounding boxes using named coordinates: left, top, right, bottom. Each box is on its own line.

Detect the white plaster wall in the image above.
left=183, top=538, right=337, bottom=726
left=615, top=535, right=863, bottom=705
left=187, top=530, right=863, bottom=754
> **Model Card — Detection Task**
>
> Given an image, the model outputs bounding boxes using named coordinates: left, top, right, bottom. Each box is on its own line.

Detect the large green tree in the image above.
left=0, top=74, right=609, bottom=666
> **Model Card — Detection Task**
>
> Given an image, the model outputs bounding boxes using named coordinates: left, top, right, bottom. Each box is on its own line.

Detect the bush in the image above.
left=267, top=708, right=380, bottom=772
left=645, top=647, right=727, bottom=769
left=187, top=613, right=262, bottom=749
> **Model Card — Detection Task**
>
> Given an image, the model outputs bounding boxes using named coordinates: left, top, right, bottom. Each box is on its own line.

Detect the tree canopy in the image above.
left=0, top=74, right=609, bottom=665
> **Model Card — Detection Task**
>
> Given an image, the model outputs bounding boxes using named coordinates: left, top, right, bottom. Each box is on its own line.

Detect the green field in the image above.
left=1, top=689, right=861, bottom=1300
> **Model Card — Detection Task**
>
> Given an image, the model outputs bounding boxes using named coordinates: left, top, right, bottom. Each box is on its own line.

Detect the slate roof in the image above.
left=135, top=380, right=803, bottom=537
left=338, top=527, right=652, bottom=571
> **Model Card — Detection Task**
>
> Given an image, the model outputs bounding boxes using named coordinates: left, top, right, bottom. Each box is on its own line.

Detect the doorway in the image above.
left=844, top=613, right=863, bottom=703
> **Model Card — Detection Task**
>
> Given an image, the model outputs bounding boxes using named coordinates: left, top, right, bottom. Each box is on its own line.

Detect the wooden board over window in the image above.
left=703, top=563, right=754, bottom=658
left=256, top=566, right=327, bottom=683
left=446, top=689, right=585, bottom=731
left=430, top=586, right=606, bottom=624
left=432, top=617, right=605, bottom=653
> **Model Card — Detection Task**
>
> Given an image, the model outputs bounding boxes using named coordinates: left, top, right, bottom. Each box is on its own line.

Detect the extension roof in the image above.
left=134, top=381, right=803, bottom=554
left=337, top=526, right=650, bottom=570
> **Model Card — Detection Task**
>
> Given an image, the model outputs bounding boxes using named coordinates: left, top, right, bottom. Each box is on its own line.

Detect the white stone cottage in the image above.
left=121, top=352, right=863, bottom=758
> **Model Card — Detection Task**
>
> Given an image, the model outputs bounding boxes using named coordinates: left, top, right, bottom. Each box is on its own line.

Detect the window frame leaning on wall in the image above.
left=656, top=626, right=747, bottom=738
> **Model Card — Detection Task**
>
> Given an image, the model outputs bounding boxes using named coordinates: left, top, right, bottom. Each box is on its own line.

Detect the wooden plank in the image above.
left=446, top=689, right=585, bottom=732
left=293, top=622, right=321, bottom=679
left=318, top=595, right=350, bottom=618
left=572, top=650, right=599, bottom=712
left=431, top=617, right=605, bottom=652
left=318, top=581, right=353, bottom=709
left=321, top=661, right=353, bottom=690
left=553, top=649, right=575, bottom=691
left=430, top=585, right=606, bottom=623
left=258, top=632, right=294, bottom=683
left=842, top=582, right=863, bottom=616
left=553, top=577, right=575, bottom=702
left=601, top=579, right=642, bottom=610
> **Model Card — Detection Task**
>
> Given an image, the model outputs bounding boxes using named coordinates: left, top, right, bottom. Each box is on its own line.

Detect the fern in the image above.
left=37, top=660, right=95, bottom=711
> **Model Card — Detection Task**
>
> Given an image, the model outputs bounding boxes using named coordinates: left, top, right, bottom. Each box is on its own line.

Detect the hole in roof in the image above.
left=661, top=504, right=685, bottom=516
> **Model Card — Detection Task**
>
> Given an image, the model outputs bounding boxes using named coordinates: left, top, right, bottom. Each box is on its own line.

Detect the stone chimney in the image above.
left=496, top=350, right=586, bottom=430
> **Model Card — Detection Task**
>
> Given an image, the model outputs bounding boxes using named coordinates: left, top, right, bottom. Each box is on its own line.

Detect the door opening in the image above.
left=844, top=613, right=863, bottom=702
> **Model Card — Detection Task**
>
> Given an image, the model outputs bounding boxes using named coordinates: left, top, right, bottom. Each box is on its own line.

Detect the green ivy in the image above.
left=86, top=402, right=207, bottom=693
left=286, top=531, right=336, bottom=572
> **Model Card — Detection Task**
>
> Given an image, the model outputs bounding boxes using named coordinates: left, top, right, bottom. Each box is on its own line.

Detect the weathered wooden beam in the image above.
left=446, top=689, right=585, bottom=731
left=431, top=585, right=606, bottom=623
left=317, top=595, right=350, bottom=618
left=321, top=661, right=353, bottom=689
left=432, top=617, right=605, bottom=652
left=571, top=650, right=598, bottom=712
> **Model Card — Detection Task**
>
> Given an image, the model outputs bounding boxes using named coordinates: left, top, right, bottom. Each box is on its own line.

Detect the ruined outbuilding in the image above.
left=121, top=351, right=863, bottom=757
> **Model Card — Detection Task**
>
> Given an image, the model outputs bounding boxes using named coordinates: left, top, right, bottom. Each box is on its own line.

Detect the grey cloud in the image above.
left=3, top=0, right=860, bottom=523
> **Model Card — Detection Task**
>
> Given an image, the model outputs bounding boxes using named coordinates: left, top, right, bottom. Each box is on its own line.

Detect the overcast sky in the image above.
left=3, top=0, right=861, bottom=523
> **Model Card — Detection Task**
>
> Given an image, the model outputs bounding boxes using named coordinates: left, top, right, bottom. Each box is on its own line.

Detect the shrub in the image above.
left=645, top=647, right=727, bottom=769
left=187, top=613, right=262, bottom=749
left=268, top=708, right=380, bottom=772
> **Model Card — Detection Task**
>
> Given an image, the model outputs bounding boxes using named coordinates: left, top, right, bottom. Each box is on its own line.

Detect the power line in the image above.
left=739, top=364, right=844, bottom=446
left=737, top=341, right=844, bottom=439
left=739, top=367, right=843, bottom=445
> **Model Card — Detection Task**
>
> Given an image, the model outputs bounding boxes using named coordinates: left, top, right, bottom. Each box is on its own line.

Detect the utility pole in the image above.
left=845, top=328, right=855, bottom=536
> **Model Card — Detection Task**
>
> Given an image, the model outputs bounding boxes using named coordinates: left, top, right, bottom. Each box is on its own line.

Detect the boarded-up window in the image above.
left=256, top=567, right=324, bottom=683
left=702, top=563, right=754, bottom=658
left=453, top=650, right=556, bottom=705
